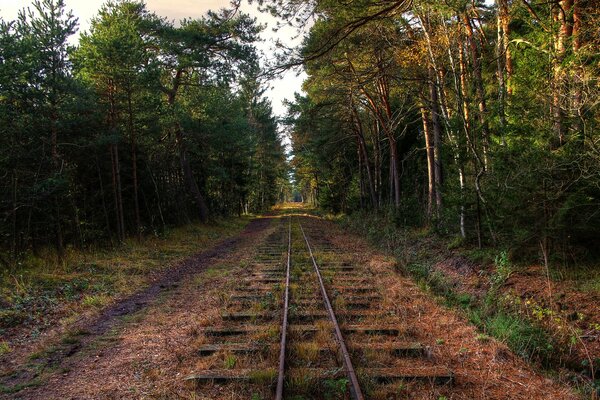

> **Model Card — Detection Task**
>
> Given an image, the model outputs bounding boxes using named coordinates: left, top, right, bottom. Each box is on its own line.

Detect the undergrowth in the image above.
left=0, top=217, right=249, bottom=343
left=338, top=209, right=600, bottom=397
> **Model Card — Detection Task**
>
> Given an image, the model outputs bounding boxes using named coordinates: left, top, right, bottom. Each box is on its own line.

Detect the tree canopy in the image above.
left=285, top=0, right=600, bottom=260
left=0, top=0, right=288, bottom=262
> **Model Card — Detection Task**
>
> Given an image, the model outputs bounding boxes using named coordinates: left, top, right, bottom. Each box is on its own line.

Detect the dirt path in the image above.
left=1, top=216, right=275, bottom=399
left=2, top=214, right=580, bottom=399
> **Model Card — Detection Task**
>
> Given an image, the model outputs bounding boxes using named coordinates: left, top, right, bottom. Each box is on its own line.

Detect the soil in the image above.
left=433, top=254, right=600, bottom=376
left=0, top=213, right=585, bottom=399
left=0, top=217, right=273, bottom=398
left=320, top=218, right=579, bottom=400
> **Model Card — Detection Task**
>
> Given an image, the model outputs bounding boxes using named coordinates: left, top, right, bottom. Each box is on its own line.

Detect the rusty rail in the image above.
left=275, top=216, right=291, bottom=400
left=299, top=221, right=365, bottom=400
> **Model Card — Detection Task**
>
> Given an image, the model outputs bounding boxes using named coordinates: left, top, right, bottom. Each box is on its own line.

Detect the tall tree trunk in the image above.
left=50, top=101, right=65, bottom=256
left=571, top=0, right=583, bottom=137
left=108, top=83, right=125, bottom=242
left=458, top=39, right=471, bottom=139
left=54, top=198, right=64, bottom=258
left=552, top=0, right=574, bottom=145
left=420, top=105, right=436, bottom=220
left=11, top=170, right=18, bottom=261
left=438, top=22, right=468, bottom=238
left=127, top=90, right=141, bottom=240
left=348, top=55, right=400, bottom=208
left=110, top=143, right=125, bottom=241
left=428, top=67, right=443, bottom=213
left=351, top=104, right=378, bottom=208
left=166, top=69, right=209, bottom=222
left=498, top=0, right=513, bottom=95
left=96, top=155, right=113, bottom=244
left=463, top=12, right=490, bottom=169
left=147, top=163, right=166, bottom=230
left=390, top=137, right=401, bottom=208
left=458, top=24, right=488, bottom=234
left=496, top=0, right=508, bottom=142
left=357, top=143, right=365, bottom=209
left=176, top=136, right=209, bottom=223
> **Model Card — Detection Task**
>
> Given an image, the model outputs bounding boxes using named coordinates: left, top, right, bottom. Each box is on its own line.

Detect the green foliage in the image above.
left=223, top=354, right=237, bottom=369
left=323, top=378, right=348, bottom=400
left=485, top=313, right=553, bottom=362
left=284, top=0, right=600, bottom=264
left=491, top=250, right=513, bottom=287
left=0, top=341, right=11, bottom=356
left=0, top=0, right=287, bottom=263
left=343, top=210, right=560, bottom=367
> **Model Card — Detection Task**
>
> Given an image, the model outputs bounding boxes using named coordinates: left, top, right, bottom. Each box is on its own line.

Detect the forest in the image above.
left=0, top=0, right=288, bottom=263
left=287, top=0, right=599, bottom=262
left=0, top=0, right=600, bottom=398
left=0, top=0, right=597, bottom=266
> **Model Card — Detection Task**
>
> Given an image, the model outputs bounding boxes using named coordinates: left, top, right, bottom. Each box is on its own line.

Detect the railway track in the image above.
left=187, top=214, right=453, bottom=399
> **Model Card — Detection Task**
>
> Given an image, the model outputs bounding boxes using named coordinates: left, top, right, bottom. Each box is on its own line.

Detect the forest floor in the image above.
left=0, top=217, right=252, bottom=395
left=341, top=214, right=600, bottom=398
left=0, top=208, right=584, bottom=399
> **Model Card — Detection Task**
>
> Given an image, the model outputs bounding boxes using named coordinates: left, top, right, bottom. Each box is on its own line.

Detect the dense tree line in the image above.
left=284, top=0, right=599, bottom=260
left=0, top=0, right=288, bottom=262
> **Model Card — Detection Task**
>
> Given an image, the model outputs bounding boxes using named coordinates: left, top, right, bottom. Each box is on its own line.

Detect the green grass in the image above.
left=339, top=211, right=560, bottom=368
left=81, top=294, right=108, bottom=308
left=402, top=258, right=556, bottom=366
left=0, top=378, right=42, bottom=394
left=550, top=263, right=600, bottom=293
left=339, top=209, right=600, bottom=395
left=0, top=217, right=249, bottom=342
left=224, top=355, right=237, bottom=369
left=484, top=313, right=553, bottom=362
left=0, top=341, right=11, bottom=356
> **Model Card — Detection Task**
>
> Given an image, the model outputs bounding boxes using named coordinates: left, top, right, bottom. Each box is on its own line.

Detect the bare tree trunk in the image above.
left=458, top=24, right=487, bottom=240
left=498, top=0, right=513, bottom=95
left=127, top=90, right=141, bottom=240
left=147, top=163, right=166, bottom=230
left=11, top=170, right=18, bottom=261
left=390, top=138, right=401, bottom=208
left=54, top=198, right=64, bottom=258
left=420, top=105, right=435, bottom=220
left=357, top=144, right=364, bottom=209
left=428, top=67, right=443, bottom=213
left=373, top=121, right=382, bottom=208
left=552, top=0, right=573, bottom=146
left=348, top=55, right=400, bottom=208
left=439, top=21, right=468, bottom=238
left=463, top=12, right=490, bottom=169
left=95, top=155, right=113, bottom=244
left=113, top=143, right=125, bottom=241
left=458, top=165, right=467, bottom=238
left=458, top=39, right=471, bottom=138
left=496, top=1, right=508, bottom=143
left=571, top=0, right=583, bottom=137
left=166, top=70, right=209, bottom=223
left=476, top=193, right=483, bottom=248
left=351, top=104, right=378, bottom=208
left=69, top=194, right=83, bottom=249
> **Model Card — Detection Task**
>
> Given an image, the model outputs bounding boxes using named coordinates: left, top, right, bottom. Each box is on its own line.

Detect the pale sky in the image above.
left=0, top=0, right=306, bottom=118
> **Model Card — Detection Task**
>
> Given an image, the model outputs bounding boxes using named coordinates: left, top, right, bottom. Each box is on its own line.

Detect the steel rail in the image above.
left=299, top=221, right=365, bottom=400
left=275, top=216, right=292, bottom=400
